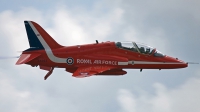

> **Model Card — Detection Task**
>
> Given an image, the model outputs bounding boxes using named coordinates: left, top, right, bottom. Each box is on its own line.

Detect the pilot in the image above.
left=140, top=47, right=145, bottom=53
left=131, top=47, right=138, bottom=52
left=116, top=42, right=122, bottom=48
left=146, top=48, right=150, bottom=54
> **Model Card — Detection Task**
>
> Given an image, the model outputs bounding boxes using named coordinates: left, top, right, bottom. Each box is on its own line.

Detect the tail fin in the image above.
left=24, top=21, right=62, bottom=51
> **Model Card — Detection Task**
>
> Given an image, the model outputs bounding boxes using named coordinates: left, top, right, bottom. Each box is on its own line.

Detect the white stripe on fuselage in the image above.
left=128, top=61, right=183, bottom=64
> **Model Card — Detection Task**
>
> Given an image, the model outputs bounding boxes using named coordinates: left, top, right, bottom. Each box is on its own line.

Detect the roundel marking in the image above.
left=66, top=57, right=74, bottom=65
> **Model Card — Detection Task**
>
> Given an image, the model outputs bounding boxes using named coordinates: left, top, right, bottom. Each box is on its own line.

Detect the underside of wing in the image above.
left=72, top=65, right=118, bottom=78
left=96, top=69, right=127, bottom=75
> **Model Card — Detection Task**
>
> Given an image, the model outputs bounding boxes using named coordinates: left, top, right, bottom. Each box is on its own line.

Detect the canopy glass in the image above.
left=115, top=41, right=164, bottom=56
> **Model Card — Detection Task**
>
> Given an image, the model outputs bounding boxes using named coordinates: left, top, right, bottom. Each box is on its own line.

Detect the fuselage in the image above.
left=24, top=41, right=188, bottom=72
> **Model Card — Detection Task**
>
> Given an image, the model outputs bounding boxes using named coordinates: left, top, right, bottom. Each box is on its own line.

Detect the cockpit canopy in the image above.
left=115, top=41, right=165, bottom=57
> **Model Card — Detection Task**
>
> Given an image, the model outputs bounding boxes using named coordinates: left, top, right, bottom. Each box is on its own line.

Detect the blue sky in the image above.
left=0, top=0, right=200, bottom=112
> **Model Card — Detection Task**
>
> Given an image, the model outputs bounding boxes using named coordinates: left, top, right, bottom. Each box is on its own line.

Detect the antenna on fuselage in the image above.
left=96, top=40, right=99, bottom=44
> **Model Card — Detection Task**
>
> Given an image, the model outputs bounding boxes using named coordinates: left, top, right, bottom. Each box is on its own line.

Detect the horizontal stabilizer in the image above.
left=16, top=53, right=41, bottom=65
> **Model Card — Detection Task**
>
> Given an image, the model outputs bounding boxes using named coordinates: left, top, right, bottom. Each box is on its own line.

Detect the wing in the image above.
left=97, top=69, right=127, bottom=75
left=72, top=65, right=116, bottom=78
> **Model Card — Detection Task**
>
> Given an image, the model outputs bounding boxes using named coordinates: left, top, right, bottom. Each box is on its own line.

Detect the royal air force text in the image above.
left=77, top=59, right=117, bottom=65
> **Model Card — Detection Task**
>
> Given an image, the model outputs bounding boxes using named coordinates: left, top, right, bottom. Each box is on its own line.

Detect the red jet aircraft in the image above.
left=16, top=21, right=188, bottom=80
